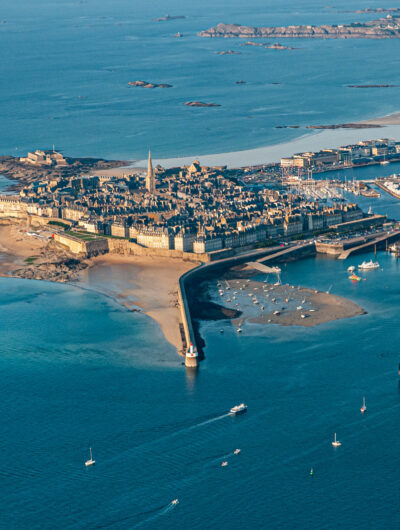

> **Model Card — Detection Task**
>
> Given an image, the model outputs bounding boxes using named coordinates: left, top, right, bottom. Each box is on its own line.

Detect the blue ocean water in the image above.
left=0, top=251, right=399, bottom=529
left=1, top=0, right=400, bottom=160
left=1, top=1, right=400, bottom=527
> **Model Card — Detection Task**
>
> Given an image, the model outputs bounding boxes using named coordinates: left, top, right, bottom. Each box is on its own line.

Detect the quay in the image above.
left=338, top=230, right=400, bottom=259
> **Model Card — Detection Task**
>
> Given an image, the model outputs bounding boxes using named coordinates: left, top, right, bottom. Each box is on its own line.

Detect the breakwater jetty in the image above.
left=337, top=230, right=400, bottom=259
left=178, top=242, right=316, bottom=365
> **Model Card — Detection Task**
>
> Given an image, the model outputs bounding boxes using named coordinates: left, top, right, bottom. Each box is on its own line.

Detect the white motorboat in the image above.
left=229, top=403, right=247, bottom=415
left=221, top=461, right=228, bottom=467
left=347, top=265, right=355, bottom=272
left=360, top=396, right=367, bottom=414
left=85, top=447, right=96, bottom=467
left=171, top=499, right=179, bottom=505
left=234, top=449, right=241, bottom=455
left=358, top=260, right=379, bottom=270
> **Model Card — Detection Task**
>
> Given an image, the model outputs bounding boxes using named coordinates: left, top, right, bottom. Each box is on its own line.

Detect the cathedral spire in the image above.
left=145, top=149, right=155, bottom=193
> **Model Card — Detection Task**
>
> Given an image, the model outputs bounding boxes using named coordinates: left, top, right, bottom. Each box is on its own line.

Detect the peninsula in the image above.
left=0, top=145, right=396, bottom=358
left=198, top=17, right=400, bottom=39
left=0, top=151, right=127, bottom=187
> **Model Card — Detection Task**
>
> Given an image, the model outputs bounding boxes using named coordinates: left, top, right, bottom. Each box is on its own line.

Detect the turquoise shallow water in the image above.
left=0, top=251, right=399, bottom=529
left=1, top=0, right=400, bottom=160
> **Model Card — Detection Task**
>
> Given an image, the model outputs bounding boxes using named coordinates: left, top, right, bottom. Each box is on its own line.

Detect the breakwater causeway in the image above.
left=179, top=242, right=316, bottom=363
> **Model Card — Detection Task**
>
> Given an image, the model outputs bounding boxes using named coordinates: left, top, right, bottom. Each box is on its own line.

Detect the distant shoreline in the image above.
left=124, top=111, right=400, bottom=170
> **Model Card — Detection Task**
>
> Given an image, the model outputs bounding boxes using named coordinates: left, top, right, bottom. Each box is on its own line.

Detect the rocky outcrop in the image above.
left=184, top=101, right=221, bottom=107
left=198, top=19, right=400, bottom=39
left=128, top=80, right=172, bottom=88
left=306, top=123, right=382, bottom=129
left=154, top=14, right=186, bottom=21
left=347, top=84, right=399, bottom=88
left=216, top=50, right=241, bottom=55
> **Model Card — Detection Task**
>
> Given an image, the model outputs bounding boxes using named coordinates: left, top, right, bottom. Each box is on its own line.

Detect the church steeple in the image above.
left=145, top=150, right=155, bottom=193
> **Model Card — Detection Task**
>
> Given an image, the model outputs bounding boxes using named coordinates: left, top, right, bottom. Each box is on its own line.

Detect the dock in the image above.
left=338, top=230, right=400, bottom=259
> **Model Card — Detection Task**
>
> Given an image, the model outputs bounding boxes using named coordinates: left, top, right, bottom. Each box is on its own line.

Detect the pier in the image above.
left=338, top=230, right=400, bottom=259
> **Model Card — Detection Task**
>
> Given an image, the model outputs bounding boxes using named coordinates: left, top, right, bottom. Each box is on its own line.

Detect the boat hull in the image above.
left=229, top=408, right=247, bottom=416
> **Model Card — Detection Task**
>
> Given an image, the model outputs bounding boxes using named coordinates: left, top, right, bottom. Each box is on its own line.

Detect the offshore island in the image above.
left=199, top=15, right=400, bottom=39
left=1, top=142, right=399, bottom=365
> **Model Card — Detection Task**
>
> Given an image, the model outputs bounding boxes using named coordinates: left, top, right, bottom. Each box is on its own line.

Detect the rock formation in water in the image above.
left=198, top=18, right=400, bottom=39
left=128, top=81, right=172, bottom=88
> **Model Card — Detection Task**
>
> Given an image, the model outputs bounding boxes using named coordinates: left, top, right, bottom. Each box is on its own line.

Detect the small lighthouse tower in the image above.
left=185, top=343, right=198, bottom=368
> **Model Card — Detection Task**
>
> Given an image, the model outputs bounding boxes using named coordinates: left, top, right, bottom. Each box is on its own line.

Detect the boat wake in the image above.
left=105, top=412, right=230, bottom=466
left=186, top=413, right=230, bottom=431
left=132, top=500, right=179, bottom=528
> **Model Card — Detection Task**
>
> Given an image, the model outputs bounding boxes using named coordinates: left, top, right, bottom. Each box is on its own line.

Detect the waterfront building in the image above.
left=174, top=231, right=196, bottom=252
left=193, top=237, right=223, bottom=253
left=20, top=149, right=68, bottom=167
left=110, top=222, right=129, bottom=238
left=137, top=227, right=173, bottom=249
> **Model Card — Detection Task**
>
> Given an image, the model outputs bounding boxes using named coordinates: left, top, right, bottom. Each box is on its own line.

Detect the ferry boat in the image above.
left=358, top=260, right=379, bottom=270
left=229, top=403, right=247, bottom=416
left=349, top=273, right=361, bottom=282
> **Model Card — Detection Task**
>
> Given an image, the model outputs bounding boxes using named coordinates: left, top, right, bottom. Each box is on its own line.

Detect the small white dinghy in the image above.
left=85, top=447, right=96, bottom=467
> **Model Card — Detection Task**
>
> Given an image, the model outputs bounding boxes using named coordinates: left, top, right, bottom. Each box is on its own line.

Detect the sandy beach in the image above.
left=0, top=223, right=50, bottom=275
left=78, top=254, right=199, bottom=355
left=206, top=275, right=365, bottom=329
left=87, top=111, right=400, bottom=173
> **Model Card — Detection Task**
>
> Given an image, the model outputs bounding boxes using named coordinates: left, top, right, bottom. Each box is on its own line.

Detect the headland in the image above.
left=1, top=143, right=397, bottom=360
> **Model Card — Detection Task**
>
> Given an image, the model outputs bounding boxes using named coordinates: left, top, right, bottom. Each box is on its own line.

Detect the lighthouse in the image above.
left=185, top=343, right=198, bottom=368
